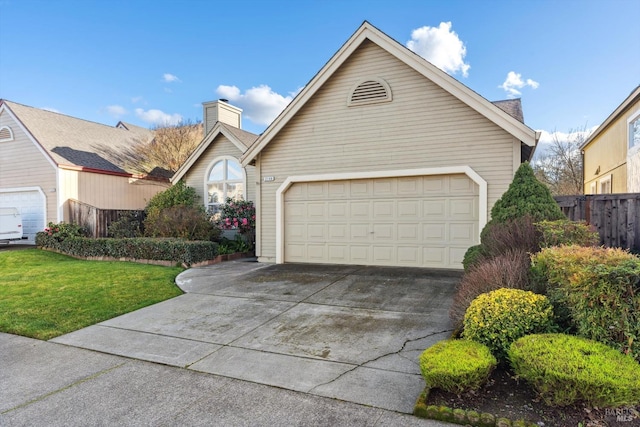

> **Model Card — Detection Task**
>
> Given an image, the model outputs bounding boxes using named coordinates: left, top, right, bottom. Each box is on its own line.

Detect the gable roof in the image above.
left=241, top=21, right=538, bottom=166
left=171, top=121, right=259, bottom=183
left=0, top=100, right=154, bottom=176
left=580, top=85, right=640, bottom=150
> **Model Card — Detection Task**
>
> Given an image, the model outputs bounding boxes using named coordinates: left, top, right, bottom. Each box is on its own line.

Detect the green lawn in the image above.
left=0, top=249, right=184, bottom=340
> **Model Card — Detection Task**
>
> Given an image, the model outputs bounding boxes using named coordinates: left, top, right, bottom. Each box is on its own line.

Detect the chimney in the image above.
left=202, top=99, right=242, bottom=135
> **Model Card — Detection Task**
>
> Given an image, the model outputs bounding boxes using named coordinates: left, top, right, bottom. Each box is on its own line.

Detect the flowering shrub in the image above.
left=43, top=222, right=87, bottom=241
left=218, top=198, right=255, bottom=235
left=463, top=288, right=556, bottom=360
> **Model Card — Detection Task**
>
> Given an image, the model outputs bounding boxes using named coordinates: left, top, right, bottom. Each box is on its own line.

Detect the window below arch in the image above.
left=206, top=157, right=244, bottom=216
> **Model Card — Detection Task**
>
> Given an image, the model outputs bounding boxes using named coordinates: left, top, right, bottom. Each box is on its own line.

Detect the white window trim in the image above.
left=274, top=165, right=487, bottom=264
left=203, top=156, right=246, bottom=212
left=628, top=108, right=640, bottom=154
left=0, top=125, right=14, bottom=142
left=599, top=174, right=612, bottom=194
left=589, top=181, right=597, bottom=195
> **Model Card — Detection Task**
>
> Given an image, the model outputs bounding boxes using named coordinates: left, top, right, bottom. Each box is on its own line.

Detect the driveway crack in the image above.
left=308, top=328, right=453, bottom=393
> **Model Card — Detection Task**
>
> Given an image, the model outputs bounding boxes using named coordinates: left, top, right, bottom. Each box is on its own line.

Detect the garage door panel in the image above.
left=372, top=201, right=394, bottom=218
left=398, top=223, right=419, bottom=241
left=350, top=201, right=371, bottom=219
left=423, top=223, right=446, bottom=241
left=373, top=223, right=394, bottom=240
left=450, top=223, right=476, bottom=242
left=284, top=174, right=478, bottom=269
left=423, top=200, right=446, bottom=217
left=450, top=198, right=477, bottom=219
left=307, top=224, right=326, bottom=240
left=350, top=224, right=370, bottom=240
left=350, top=246, right=370, bottom=263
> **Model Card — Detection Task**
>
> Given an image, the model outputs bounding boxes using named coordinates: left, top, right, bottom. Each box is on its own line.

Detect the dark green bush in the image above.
left=450, top=250, right=532, bottom=332
left=463, top=288, right=556, bottom=360
left=419, top=339, right=497, bottom=393
left=108, top=211, right=145, bottom=238
left=509, top=333, right=640, bottom=407
left=144, top=205, right=220, bottom=241
left=462, top=244, right=487, bottom=271
left=536, top=219, right=599, bottom=248
left=145, top=180, right=199, bottom=214
left=531, top=246, right=640, bottom=360
left=36, top=235, right=217, bottom=266
left=489, top=162, right=564, bottom=223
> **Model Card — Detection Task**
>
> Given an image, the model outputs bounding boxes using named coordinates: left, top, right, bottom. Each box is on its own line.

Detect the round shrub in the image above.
left=462, top=244, right=487, bottom=271
left=450, top=250, right=532, bottom=332
left=419, top=339, right=497, bottom=394
left=462, top=288, right=555, bottom=359
left=509, top=334, right=640, bottom=407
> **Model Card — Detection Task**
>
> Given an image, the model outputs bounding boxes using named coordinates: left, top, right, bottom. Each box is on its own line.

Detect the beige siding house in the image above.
left=172, top=101, right=259, bottom=217
left=581, top=85, right=640, bottom=194
left=174, top=22, right=538, bottom=269
left=0, top=100, right=169, bottom=241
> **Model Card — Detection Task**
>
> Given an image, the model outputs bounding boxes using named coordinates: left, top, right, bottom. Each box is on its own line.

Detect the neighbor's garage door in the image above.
left=0, top=189, right=46, bottom=242
left=284, top=174, right=478, bottom=269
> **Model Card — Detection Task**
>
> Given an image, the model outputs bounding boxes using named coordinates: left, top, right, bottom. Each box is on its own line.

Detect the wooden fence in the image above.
left=554, top=193, right=640, bottom=252
left=67, top=199, right=144, bottom=238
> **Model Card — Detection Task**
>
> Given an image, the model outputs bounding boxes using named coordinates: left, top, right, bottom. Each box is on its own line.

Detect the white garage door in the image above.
left=284, top=174, right=479, bottom=269
left=0, top=189, right=46, bottom=242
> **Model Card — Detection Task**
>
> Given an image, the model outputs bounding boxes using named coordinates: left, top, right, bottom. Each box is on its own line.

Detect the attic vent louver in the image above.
left=0, top=125, right=14, bottom=142
left=348, top=78, right=392, bottom=106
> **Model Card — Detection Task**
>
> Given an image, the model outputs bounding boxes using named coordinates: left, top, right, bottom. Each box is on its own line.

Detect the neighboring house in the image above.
left=581, top=85, right=640, bottom=194
left=178, top=22, right=538, bottom=269
left=0, top=100, right=170, bottom=241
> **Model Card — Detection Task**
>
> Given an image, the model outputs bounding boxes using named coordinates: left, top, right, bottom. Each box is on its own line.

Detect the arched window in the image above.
left=206, top=157, right=244, bottom=215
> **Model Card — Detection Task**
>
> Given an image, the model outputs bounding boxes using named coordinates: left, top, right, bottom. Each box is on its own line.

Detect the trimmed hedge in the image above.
left=509, top=334, right=640, bottom=407
left=419, top=339, right=497, bottom=394
left=36, top=233, right=218, bottom=266
left=463, top=289, right=555, bottom=360
left=531, top=245, right=640, bottom=360
left=535, top=219, right=599, bottom=248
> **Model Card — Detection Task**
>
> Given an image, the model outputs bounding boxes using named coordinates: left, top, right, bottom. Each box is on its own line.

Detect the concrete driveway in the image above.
left=52, top=260, right=460, bottom=414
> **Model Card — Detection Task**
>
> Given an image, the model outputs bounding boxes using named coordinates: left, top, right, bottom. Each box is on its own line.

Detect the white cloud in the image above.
left=406, top=22, right=470, bottom=77
left=135, top=108, right=182, bottom=126
left=42, top=107, right=61, bottom=113
left=499, top=71, right=539, bottom=98
left=216, top=84, right=297, bottom=125
left=163, top=73, right=181, bottom=83
left=131, top=96, right=144, bottom=104
left=106, top=105, right=127, bottom=118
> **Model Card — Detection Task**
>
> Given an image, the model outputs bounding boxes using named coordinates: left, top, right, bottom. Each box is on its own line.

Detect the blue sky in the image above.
left=1, top=0, right=638, bottom=154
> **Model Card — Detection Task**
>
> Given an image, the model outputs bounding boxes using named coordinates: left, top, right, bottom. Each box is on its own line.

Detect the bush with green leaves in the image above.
left=509, top=333, right=640, bottom=407
left=489, top=162, right=564, bottom=224
left=144, top=205, right=220, bottom=241
left=107, top=211, right=145, bottom=238
left=531, top=245, right=640, bottom=360
left=463, top=288, right=556, bottom=360
left=35, top=236, right=218, bottom=266
left=40, top=222, right=87, bottom=242
left=536, top=219, right=599, bottom=248
left=450, top=250, right=532, bottom=332
left=145, top=180, right=199, bottom=214
left=419, top=339, right=496, bottom=394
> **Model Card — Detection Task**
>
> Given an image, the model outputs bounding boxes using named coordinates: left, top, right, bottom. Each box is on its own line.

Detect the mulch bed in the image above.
left=422, top=367, right=640, bottom=426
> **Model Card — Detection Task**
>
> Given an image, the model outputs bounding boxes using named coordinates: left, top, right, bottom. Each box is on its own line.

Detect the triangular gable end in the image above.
left=0, top=101, right=58, bottom=170
left=171, top=121, right=251, bottom=184
left=241, top=21, right=537, bottom=166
